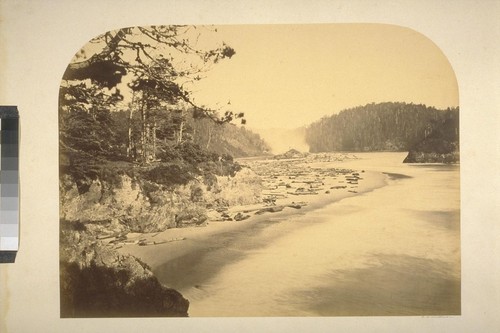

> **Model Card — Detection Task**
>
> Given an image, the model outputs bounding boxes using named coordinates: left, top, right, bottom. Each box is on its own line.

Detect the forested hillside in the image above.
left=191, top=117, right=270, bottom=157
left=108, top=108, right=270, bottom=160
left=305, top=102, right=459, bottom=153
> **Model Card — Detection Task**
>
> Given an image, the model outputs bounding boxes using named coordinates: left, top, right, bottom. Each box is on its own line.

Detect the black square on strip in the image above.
left=0, top=251, right=17, bottom=263
left=1, top=118, right=18, bottom=131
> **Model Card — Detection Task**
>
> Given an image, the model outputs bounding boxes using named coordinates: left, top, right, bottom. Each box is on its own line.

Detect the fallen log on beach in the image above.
left=287, top=204, right=303, bottom=209
left=287, top=191, right=318, bottom=195
left=138, top=237, right=186, bottom=246
left=255, top=206, right=285, bottom=215
left=253, top=201, right=309, bottom=215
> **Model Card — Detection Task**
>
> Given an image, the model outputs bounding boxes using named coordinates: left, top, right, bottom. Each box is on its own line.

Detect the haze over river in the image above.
left=155, top=152, right=460, bottom=316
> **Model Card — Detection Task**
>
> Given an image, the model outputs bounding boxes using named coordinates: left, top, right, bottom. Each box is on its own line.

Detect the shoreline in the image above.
left=116, top=167, right=389, bottom=285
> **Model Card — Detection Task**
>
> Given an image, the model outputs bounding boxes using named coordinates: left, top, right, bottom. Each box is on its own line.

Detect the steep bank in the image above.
left=59, top=163, right=263, bottom=317
left=60, top=167, right=262, bottom=233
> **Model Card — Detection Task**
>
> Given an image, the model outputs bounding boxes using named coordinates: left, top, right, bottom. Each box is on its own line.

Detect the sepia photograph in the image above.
left=2, top=1, right=499, bottom=332
left=59, top=24, right=460, bottom=317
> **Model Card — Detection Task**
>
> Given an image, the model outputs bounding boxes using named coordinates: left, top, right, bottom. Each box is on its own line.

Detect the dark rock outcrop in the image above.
left=403, top=150, right=459, bottom=163
left=403, top=112, right=459, bottom=164
left=60, top=223, right=189, bottom=317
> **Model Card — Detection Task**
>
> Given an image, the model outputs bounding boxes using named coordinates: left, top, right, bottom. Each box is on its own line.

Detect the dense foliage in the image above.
left=305, top=102, right=459, bottom=152
left=142, top=142, right=242, bottom=188
left=59, top=25, right=268, bottom=186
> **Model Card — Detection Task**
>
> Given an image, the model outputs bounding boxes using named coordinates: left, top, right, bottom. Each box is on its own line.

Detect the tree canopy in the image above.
left=59, top=25, right=245, bottom=166
left=62, top=25, right=238, bottom=117
left=305, top=102, right=459, bottom=152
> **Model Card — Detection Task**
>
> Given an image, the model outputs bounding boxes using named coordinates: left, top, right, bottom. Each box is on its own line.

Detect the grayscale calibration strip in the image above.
left=0, top=106, right=19, bottom=263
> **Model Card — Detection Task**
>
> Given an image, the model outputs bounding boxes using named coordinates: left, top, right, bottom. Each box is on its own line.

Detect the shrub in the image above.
left=158, top=142, right=215, bottom=164
left=144, top=163, right=195, bottom=187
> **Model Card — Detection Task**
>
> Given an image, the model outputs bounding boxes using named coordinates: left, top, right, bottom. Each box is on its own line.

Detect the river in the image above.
left=155, top=152, right=460, bottom=316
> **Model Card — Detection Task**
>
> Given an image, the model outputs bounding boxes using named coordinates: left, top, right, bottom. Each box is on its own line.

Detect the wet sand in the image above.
left=117, top=167, right=388, bottom=289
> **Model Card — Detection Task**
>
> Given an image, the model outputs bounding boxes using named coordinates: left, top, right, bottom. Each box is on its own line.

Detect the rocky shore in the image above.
left=403, top=150, right=459, bottom=163
left=60, top=152, right=386, bottom=317
left=60, top=223, right=189, bottom=317
left=59, top=163, right=263, bottom=317
left=116, top=153, right=388, bottom=300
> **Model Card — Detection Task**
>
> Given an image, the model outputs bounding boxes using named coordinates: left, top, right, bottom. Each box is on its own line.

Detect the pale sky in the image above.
left=189, top=24, right=459, bottom=130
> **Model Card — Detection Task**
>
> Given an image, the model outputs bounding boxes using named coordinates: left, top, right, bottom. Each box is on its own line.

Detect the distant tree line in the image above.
left=305, top=102, right=459, bottom=152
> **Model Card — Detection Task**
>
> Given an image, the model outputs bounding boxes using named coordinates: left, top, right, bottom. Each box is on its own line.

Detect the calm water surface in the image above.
left=156, top=152, right=460, bottom=316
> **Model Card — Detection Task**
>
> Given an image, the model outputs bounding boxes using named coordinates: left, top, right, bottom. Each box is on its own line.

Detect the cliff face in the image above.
left=61, top=174, right=177, bottom=233
left=60, top=167, right=262, bottom=232
left=205, top=168, right=264, bottom=207
left=60, top=167, right=263, bottom=317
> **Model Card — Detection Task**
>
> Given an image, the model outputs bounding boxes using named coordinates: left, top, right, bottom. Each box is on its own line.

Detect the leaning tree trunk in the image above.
left=152, top=115, right=157, bottom=160
left=144, top=107, right=151, bottom=163
left=177, top=119, right=184, bottom=144
left=206, top=125, right=213, bottom=150
left=127, top=92, right=136, bottom=158
left=140, top=96, right=147, bottom=164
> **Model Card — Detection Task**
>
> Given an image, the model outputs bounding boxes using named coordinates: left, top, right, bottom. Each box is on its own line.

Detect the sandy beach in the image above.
left=116, top=158, right=388, bottom=281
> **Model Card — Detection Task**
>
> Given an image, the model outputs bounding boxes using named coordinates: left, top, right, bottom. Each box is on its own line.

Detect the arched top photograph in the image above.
left=58, top=23, right=460, bottom=318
